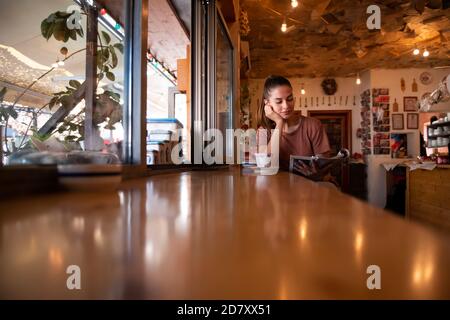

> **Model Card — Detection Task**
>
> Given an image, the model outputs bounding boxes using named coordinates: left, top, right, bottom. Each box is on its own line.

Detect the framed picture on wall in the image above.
left=392, top=114, right=404, bottom=130
left=407, top=113, right=419, bottom=129
left=404, top=96, right=418, bottom=112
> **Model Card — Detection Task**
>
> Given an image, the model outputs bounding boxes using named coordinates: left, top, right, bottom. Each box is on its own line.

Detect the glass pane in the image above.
left=0, top=0, right=126, bottom=166
left=216, top=16, right=233, bottom=161
left=146, top=0, right=191, bottom=165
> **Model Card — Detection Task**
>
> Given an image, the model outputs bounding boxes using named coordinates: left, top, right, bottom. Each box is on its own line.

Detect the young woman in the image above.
left=257, top=75, right=332, bottom=180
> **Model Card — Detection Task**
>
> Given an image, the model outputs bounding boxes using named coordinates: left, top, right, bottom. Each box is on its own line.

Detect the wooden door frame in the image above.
left=307, top=110, right=352, bottom=153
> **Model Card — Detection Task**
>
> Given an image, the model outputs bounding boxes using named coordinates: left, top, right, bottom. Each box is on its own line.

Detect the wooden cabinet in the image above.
left=406, top=166, right=450, bottom=231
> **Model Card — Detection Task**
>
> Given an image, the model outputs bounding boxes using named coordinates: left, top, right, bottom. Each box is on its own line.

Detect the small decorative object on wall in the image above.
left=412, top=78, right=418, bottom=92
left=321, top=78, right=337, bottom=95
left=404, top=96, right=418, bottom=112
left=392, top=113, right=404, bottom=130
left=401, top=77, right=406, bottom=92
left=316, top=97, right=319, bottom=107
left=407, top=113, right=419, bottom=129
left=419, top=71, right=432, bottom=85
left=360, top=89, right=372, bottom=155
left=390, top=133, right=408, bottom=159
left=372, top=88, right=390, bottom=155
left=393, top=98, right=399, bottom=112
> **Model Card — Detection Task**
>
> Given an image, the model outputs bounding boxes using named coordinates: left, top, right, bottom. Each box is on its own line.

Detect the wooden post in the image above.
left=84, top=5, right=98, bottom=151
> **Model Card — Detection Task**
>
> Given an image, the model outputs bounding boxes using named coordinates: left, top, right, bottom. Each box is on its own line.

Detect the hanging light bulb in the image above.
left=58, top=59, right=65, bottom=67
left=300, top=83, right=306, bottom=95
left=423, top=49, right=430, bottom=57
left=281, top=20, right=287, bottom=33
left=356, top=73, right=361, bottom=85
left=413, top=48, right=420, bottom=55
left=291, top=0, right=299, bottom=8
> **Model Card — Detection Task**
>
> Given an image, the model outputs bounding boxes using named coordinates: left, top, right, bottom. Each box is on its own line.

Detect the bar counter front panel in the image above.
left=0, top=167, right=450, bottom=299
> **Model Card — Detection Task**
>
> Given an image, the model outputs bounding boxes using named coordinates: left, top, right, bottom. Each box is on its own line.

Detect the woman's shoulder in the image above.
left=302, top=116, right=323, bottom=128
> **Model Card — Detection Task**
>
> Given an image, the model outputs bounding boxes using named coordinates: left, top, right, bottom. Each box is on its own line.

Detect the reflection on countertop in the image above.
left=0, top=166, right=450, bottom=299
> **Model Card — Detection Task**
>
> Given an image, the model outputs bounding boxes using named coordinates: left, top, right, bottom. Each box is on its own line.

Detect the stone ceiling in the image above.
left=240, top=0, right=450, bottom=78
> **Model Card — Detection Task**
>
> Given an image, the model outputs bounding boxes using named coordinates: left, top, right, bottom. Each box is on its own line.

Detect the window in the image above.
left=0, top=0, right=131, bottom=166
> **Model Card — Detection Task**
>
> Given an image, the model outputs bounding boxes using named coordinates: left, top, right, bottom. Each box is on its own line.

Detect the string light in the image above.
left=291, top=0, right=299, bottom=8
left=300, top=83, right=306, bottom=95
left=281, top=18, right=287, bottom=32
left=356, top=73, right=361, bottom=85
left=423, top=48, right=430, bottom=57
left=413, top=48, right=420, bottom=55
left=57, top=59, right=65, bottom=67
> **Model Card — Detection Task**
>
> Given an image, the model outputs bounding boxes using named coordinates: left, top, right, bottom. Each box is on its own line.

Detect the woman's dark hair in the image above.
left=257, top=75, right=292, bottom=130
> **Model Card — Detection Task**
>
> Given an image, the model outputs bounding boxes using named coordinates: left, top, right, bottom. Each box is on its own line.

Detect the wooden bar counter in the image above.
left=1, top=166, right=450, bottom=299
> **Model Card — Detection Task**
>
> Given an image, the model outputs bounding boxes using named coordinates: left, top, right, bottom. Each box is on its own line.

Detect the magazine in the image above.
left=289, top=149, right=350, bottom=181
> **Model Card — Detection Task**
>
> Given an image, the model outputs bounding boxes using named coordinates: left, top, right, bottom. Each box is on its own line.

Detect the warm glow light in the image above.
left=281, top=22, right=287, bottom=32
left=413, top=48, right=420, bottom=55
left=299, top=218, right=307, bottom=240
left=423, top=49, right=430, bottom=57
left=58, top=60, right=65, bottom=67
left=301, top=88, right=305, bottom=95
left=356, top=73, right=361, bottom=85
left=354, top=232, right=363, bottom=252
left=291, top=0, right=299, bottom=8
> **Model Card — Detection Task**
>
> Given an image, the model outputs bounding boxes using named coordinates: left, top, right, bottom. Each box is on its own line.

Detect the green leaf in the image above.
left=110, top=46, right=118, bottom=68
left=106, top=72, right=115, bottom=81
left=48, top=97, right=58, bottom=110
left=101, top=31, right=111, bottom=44
left=59, top=95, right=72, bottom=108
left=69, top=29, right=77, bottom=41
left=113, top=43, right=124, bottom=54
left=40, top=20, right=49, bottom=39
left=69, top=80, right=81, bottom=89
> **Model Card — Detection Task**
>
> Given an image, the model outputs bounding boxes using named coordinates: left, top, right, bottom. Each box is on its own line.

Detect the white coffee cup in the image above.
left=254, top=153, right=271, bottom=168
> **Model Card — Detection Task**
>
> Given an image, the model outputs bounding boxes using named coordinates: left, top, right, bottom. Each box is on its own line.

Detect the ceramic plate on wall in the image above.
left=419, top=72, right=433, bottom=85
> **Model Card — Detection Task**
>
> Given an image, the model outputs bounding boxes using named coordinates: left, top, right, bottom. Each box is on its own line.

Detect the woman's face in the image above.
left=265, top=85, right=295, bottom=120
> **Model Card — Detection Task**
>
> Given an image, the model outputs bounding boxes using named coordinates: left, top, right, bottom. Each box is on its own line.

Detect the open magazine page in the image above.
left=289, top=150, right=350, bottom=183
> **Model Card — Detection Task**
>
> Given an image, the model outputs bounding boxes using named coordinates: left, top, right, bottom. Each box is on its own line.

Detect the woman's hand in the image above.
left=293, top=161, right=318, bottom=178
left=264, top=103, right=284, bottom=126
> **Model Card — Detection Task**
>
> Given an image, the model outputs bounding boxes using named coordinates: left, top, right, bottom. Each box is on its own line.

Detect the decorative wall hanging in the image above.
left=393, top=98, right=399, bottom=112
left=360, top=89, right=371, bottom=155
left=407, top=113, right=419, bottom=129
left=403, top=96, right=418, bottom=112
left=321, top=78, right=337, bottom=95
left=316, top=97, right=319, bottom=107
left=392, top=113, right=404, bottom=130
left=401, top=78, right=406, bottom=92
left=419, top=72, right=432, bottom=85
left=412, top=78, right=418, bottom=92
left=372, top=88, right=391, bottom=155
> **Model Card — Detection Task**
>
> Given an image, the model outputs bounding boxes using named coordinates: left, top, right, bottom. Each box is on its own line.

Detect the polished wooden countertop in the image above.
left=1, top=166, right=450, bottom=299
